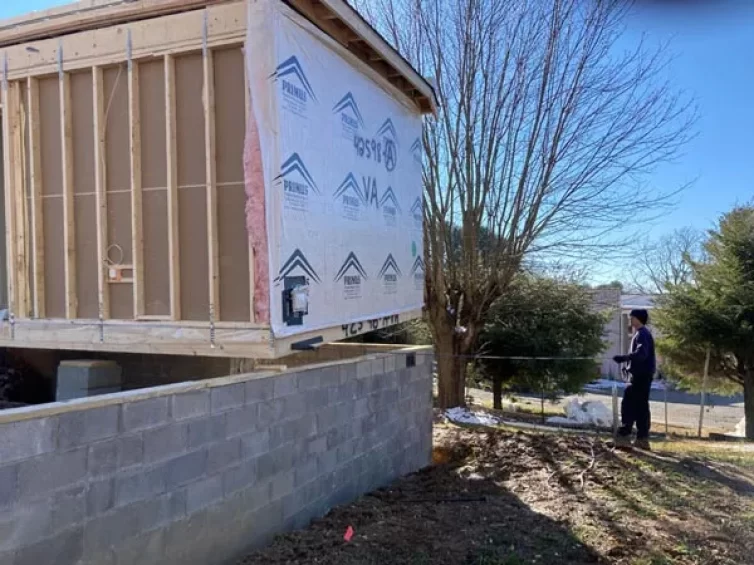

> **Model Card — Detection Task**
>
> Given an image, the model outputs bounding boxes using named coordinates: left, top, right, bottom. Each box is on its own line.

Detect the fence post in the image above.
left=698, top=347, right=711, bottom=438
left=612, top=383, right=619, bottom=438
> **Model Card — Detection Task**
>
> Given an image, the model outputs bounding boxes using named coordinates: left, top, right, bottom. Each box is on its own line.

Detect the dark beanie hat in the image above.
left=630, top=309, right=649, bottom=325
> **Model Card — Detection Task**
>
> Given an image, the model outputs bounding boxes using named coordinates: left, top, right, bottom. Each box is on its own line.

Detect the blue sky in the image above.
left=1, top=1, right=750, bottom=249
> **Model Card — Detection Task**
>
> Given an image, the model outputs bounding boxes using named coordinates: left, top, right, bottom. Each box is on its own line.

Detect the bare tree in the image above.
left=630, top=227, right=704, bottom=294
left=352, top=0, right=695, bottom=408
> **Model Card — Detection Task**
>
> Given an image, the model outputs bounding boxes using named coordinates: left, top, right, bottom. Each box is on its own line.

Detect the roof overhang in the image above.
left=0, top=0, right=436, bottom=113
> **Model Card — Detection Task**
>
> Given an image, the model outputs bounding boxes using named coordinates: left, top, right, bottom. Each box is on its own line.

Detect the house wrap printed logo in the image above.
left=410, top=256, right=425, bottom=290
left=276, top=153, right=319, bottom=213
left=378, top=254, right=402, bottom=295
left=376, top=118, right=398, bottom=172
left=411, top=138, right=422, bottom=167
left=410, top=197, right=423, bottom=229
left=271, top=55, right=316, bottom=116
left=333, top=173, right=363, bottom=221
left=275, top=249, right=321, bottom=285
left=335, top=252, right=368, bottom=300
left=379, top=187, right=401, bottom=226
left=333, top=92, right=364, bottom=139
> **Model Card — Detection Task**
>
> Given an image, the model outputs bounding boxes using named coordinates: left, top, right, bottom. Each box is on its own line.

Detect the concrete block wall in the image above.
left=0, top=348, right=433, bottom=565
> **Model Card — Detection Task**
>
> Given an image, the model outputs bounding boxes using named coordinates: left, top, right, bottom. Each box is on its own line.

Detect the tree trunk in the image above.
left=744, top=369, right=754, bottom=440
left=493, top=374, right=503, bottom=410
left=430, top=302, right=473, bottom=410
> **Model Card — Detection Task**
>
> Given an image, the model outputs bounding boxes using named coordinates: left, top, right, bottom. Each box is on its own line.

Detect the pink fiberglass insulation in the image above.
left=243, top=89, right=271, bottom=325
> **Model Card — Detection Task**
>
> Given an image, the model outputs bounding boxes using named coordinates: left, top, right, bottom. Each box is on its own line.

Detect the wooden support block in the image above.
left=164, top=54, right=181, bottom=320
left=204, top=42, right=220, bottom=321
left=93, top=66, right=110, bottom=319
left=60, top=72, right=77, bottom=319
left=128, top=58, right=145, bottom=318
left=27, top=77, right=45, bottom=318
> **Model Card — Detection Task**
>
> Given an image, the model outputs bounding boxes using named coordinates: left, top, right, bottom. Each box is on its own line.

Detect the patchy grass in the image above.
left=241, top=424, right=754, bottom=564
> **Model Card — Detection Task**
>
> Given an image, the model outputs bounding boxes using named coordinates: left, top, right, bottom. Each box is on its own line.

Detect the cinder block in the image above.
left=356, top=360, right=373, bottom=380
left=13, top=526, right=84, bottom=565
left=296, top=369, right=321, bottom=391
left=318, top=367, right=341, bottom=389
left=56, top=360, right=122, bottom=401
left=207, top=438, right=242, bottom=475
left=282, top=394, right=306, bottom=417
left=294, top=457, right=318, bottom=488
left=110, top=528, right=164, bottom=565
left=0, top=500, right=52, bottom=553
left=143, top=424, right=188, bottom=465
left=84, top=497, right=169, bottom=555
left=186, top=475, right=223, bottom=514
left=0, top=418, right=56, bottom=464
left=317, top=449, right=339, bottom=477
left=225, top=405, right=259, bottom=438
left=241, top=430, right=270, bottom=460
left=171, top=391, right=210, bottom=422
left=58, top=406, right=120, bottom=449
left=52, top=486, right=87, bottom=533
left=257, top=398, right=286, bottom=425
left=86, top=478, right=115, bottom=516
left=122, top=397, right=169, bottom=432
left=210, top=384, right=245, bottom=413
left=88, top=440, right=117, bottom=478
left=272, top=373, right=298, bottom=398
left=19, top=447, right=88, bottom=500
left=222, top=459, right=258, bottom=497
left=117, top=434, right=144, bottom=470
left=306, top=435, right=328, bottom=457
left=187, top=414, right=226, bottom=449
left=115, top=468, right=167, bottom=507
left=269, top=469, right=295, bottom=502
left=256, top=444, right=295, bottom=482
left=244, top=378, right=274, bottom=404
left=0, top=464, right=18, bottom=509
left=165, top=450, right=207, bottom=488
left=315, top=405, right=339, bottom=434
left=304, top=388, right=330, bottom=413
left=338, top=363, right=357, bottom=385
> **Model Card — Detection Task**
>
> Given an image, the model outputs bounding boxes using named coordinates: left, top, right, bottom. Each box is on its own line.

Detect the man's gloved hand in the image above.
left=613, top=355, right=628, bottom=364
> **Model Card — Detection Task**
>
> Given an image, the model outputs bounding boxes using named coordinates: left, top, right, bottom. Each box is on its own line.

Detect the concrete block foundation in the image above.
left=0, top=346, right=433, bottom=565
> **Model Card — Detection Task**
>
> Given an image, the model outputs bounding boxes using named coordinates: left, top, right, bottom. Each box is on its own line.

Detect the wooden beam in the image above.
left=93, top=66, right=110, bottom=319
left=27, top=77, right=44, bottom=318
left=128, top=56, right=145, bottom=318
left=60, top=71, right=77, bottom=319
left=164, top=54, right=181, bottom=320
left=204, top=42, right=220, bottom=322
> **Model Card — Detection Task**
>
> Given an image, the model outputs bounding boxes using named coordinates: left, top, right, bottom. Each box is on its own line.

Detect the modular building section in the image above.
left=0, top=0, right=435, bottom=358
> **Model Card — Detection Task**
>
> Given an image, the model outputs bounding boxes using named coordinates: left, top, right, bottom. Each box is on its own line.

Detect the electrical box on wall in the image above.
left=282, top=276, right=309, bottom=326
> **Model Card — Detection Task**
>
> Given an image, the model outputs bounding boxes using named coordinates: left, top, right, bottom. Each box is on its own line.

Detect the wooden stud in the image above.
left=60, top=71, right=77, bottom=319
left=164, top=54, right=180, bottom=320
left=1, top=72, right=15, bottom=318
left=204, top=41, right=220, bottom=322
left=27, top=77, right=44, bottom=318
left=93, top=66, right=110, bottom=319
left=10, top=82, right=29, bottom=318
left=128, top=56, right=145, bottom=318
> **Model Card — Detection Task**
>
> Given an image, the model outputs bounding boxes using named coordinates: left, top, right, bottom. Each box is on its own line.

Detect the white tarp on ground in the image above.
left=445, top=408, right=501, bottom=427
left=547, top=398, right=612, bottom=428
left=247, top=1, right=424, bottom=338
left=734, top=418, right=746, bottom=437
left=585, top=378, right=666, bottom=392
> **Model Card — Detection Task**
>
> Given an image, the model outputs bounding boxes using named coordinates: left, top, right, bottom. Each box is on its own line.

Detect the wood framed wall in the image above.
left=0, top=1, right=258, bottom=354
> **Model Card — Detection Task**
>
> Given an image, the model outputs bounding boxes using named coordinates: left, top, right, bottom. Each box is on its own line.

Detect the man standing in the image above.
left=613, top=309, right=656, bottom=450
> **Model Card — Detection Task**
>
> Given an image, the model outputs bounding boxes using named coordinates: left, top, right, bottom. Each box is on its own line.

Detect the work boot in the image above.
left=633, top=438, right=651, bottom=451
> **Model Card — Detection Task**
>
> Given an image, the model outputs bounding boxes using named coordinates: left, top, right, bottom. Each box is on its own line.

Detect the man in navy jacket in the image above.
left=613, top=309, right=656, bottom=450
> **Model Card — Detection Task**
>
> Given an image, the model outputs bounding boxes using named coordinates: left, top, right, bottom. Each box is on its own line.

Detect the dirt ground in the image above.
left=240, top=422, right=754, bottom=565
